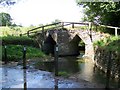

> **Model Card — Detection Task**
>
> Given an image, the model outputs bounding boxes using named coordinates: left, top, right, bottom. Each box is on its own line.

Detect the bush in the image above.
left=94, top=36, right=120, bottom=52
left=2, top=36, right=39, bottom=47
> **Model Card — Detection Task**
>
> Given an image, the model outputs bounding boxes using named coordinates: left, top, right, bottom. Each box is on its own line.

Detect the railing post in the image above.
left=115, top=27, right=118, bottom=37
left=23, top=47, right=26, bottom=69
left=20, top=34, right=22, bottom=37
left=42, top=26, right=45, bottom=38
left=4, top=45, right=7, bottom=64
left=54, top=31, right=58, bottom=76
left=61, top=22, right=64, bottom=28
left=54, top=77, right=58, bottom=90
left=27, top=31, right=29, bottom=37
left=23, top=69, right=27, bottom=90
left=54, top=44, right=58, bottom=76
left=89, top=22, right=93, bottom=42
left=72, top=23, right=74, bottom=28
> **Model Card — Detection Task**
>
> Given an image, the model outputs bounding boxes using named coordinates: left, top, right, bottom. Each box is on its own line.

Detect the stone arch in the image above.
left=70, top=34, right=85, bottom=55
left=42, top=34, right=56, bottom=55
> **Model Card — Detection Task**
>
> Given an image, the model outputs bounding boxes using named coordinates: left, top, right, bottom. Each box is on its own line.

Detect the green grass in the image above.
left=58, top=71, right=69, bottom=78
left=94, top=36, right=120, bottom=52
left=2, top=45, right=46, bottom=62
left=2, top=36, right=39, bottom=47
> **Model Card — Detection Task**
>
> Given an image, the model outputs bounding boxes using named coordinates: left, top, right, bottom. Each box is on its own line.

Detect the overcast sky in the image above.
left=0, top=0, right=84, bottom=26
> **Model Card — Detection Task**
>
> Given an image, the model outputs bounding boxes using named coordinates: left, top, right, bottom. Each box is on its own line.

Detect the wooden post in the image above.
left=27, top=31, right=29, bottom=37
left=96, top=25, right=98, bottom=31
left=89, top=22, right=93, bottom=42
left=4, top=45, right=7, bottom=64
left=61, top=22, right=64, bottom=28
left=54, top=44, right=58, bottom=76
left=23, top=47, right=26, bottom=69
left=54, top=31, right=58, bottom=76
left=88, top=22, right=92, bottom=30
left=72, top=23, right=74, bottom=28
left=115, top=27, right=118, bottom=37
left=105, top=51, right=112, bottom=88
left=23, top=69, right=27, bottom=90
left=54, top=77, right=58, bottom=90
left=41, top=26, right=45, bottom=51
left=42, top=26, right=45, bottom=40
left=20, top=34, right=22, bottom=37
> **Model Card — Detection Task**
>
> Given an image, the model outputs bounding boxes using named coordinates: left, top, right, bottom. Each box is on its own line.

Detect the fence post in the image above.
left=20, top=34, right=22, bottom=37
left=89, top=22, right=93, bottom=42
left=61, top=22, right=64, bottom=28
left=42, top=26, right=45, bottom=40
left=27, top=31, right=29, bottom=37
left=72, top=23, right=74, bottom=28
left=4, top=45, right=7, bottom=64
left=54, top=44, right=58, bottom=76
left=54, top=31, right=58, bottom=76
left=105, top=51, right=112, bottom=88
left=23, top=47, right=26, bottom=69
left=115, top=27, right=118, bottom=37
left=54, top=77, right=58, bottom=90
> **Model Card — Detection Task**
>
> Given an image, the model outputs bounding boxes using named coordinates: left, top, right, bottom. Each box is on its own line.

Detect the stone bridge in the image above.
left=27, top=22, right=109, bottom=61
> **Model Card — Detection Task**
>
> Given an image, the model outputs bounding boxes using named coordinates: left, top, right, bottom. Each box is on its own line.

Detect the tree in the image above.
left=0, top=0, right=15, bottom=6
left=0, top=12, right=12, bottom=26
left=76, top=0, right=120, bottom=27
left=0, top=0, right=21, bottom=6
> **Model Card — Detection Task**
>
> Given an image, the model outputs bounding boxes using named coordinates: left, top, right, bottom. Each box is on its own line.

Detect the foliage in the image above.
left=2, top=45, right=46, bottom=61
left=94, top=36, right=120, bottom=52
left=0, top=0, right=20, bottom=6
left=0, top=12, right=12, bottom=26
left=2, top=36, right=39, bottom=47
left=58, top=71, right=69, bottom=78
left=0, top=26, right=36, bottom=36
left=76, top=1, right=120, bottom=27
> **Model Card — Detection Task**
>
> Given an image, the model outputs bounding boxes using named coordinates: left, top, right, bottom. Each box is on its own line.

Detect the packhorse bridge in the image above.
left=24, top=22, right=110, bottom=60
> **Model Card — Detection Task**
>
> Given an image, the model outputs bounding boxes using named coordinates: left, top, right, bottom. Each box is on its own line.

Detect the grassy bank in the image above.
left=2, top=45, right=46, bottom=62
left=94, top=36, right=120, bottom=52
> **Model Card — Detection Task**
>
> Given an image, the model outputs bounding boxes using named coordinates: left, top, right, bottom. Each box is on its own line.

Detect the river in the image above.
left=0, top=53, right=119, bottom=89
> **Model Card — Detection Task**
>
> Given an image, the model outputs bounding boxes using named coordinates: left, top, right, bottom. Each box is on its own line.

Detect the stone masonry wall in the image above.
left=94, top=46, right=119, bottom=79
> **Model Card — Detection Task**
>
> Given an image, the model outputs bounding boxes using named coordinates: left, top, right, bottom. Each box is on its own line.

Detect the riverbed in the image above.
left=0, top=56, right=118, bottom=89
left=0, top=65, right=104, bottom=89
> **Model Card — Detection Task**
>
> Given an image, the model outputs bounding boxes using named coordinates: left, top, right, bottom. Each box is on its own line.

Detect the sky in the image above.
left=0, top=0, right=84, bottom=26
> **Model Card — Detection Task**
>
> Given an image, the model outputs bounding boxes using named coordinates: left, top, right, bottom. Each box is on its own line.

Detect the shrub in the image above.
left=94, top=36, right=120, bottom=52
left=2, top=36, right=39, bottom=47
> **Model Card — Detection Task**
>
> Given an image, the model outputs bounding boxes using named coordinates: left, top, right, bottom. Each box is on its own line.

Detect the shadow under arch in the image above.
left=42, top=34, right=56, bottom=55
left=70, top=34, right=85, bottom=55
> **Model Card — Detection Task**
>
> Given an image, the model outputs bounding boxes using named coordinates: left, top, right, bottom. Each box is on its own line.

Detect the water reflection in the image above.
left=58, top=57, right=79, bottom=73
left=43, top=56, right=118, bottom=88
left=2, top=67, right=8, bottom=88
left=54, top=77, right=58, bottom=90
left=23, top=69, right=27, bottom=90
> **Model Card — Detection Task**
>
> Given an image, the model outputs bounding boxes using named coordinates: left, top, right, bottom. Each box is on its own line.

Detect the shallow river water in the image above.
left=0, top=56, right=119, bottom=89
